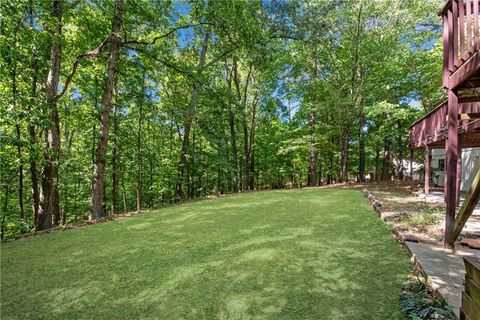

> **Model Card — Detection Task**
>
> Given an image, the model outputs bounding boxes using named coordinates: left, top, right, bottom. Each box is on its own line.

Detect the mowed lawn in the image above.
left=1, top=189, right=411, bottom=319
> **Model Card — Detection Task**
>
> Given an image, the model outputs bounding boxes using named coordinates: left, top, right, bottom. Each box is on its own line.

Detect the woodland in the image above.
left=1, top=0, right=444, bottom=239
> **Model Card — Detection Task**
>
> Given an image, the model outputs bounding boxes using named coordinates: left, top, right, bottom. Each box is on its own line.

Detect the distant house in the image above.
left=431, top=148, right=480, bottom=192
left=395, top=159, right=423, bottom=181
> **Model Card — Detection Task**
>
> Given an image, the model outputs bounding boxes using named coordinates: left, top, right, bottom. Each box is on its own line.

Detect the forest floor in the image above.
left=365, top=181, right=480, bottom=244
left=1, top=188, right=411, bottom=319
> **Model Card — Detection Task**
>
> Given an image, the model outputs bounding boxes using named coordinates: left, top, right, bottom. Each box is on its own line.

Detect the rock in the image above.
left=459, top=238, right=480, bottom=250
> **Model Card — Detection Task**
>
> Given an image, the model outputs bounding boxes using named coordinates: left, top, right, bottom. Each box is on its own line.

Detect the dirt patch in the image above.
left=362, top=181, right=479, bottom=247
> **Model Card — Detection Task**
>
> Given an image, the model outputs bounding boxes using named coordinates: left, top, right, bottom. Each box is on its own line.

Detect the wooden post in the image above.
left=457, top=137, right=462, bottom=206
left=459, top=0, right=465, bottom=60
left=445, top=89, right=459, bottom=249
left=443, top=12, right=449, bottom=87
left=424, top=145, right=431, bottom=196
left=453, top=0, right=459, bottom=68
left=448, top=164, right=480, bottom=245
left=467, top=0, right=473, bottom=54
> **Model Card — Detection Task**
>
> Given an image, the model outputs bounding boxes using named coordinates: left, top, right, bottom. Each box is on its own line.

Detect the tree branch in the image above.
left=204, top=49, right=233, bottom=70
left=127, top=46, right=194, bottom=79
left=125, top=23, right=214, bottom=46
left=53, top=35, right=112, bottom=101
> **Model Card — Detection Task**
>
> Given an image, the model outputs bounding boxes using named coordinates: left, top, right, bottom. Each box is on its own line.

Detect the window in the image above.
left=438, top=159, right=445, bottom=171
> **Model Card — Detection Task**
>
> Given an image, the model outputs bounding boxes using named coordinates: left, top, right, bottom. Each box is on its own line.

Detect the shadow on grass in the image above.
left=1, top=189, right=411, bottom=319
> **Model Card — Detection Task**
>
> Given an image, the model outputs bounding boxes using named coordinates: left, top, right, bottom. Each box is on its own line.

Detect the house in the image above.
left=431, top=148, right=480, bottom=191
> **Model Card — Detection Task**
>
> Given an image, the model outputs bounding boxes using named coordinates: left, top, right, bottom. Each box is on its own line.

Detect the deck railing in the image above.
left=409, top=100, right=480, bottom=149
left=442, top=0, right=480, bottom=87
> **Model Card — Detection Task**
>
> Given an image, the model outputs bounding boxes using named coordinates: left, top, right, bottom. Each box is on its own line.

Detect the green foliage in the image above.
left=400, top=278, right=454, bottom=320
left=0, top=0, right=446, bottom=237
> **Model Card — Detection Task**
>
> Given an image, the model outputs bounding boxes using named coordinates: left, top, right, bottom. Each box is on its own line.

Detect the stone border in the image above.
left=362, top=188, right=419, bottom=244
left=362, top=188, right=458, bottom=319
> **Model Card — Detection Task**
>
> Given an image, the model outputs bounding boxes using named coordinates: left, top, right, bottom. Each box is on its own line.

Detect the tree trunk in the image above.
left=224, top=62, right=239, bottom=192
left=111, top=100, right=118, bottom=214
left=308, top=114, right=317, bottom=187
left=90, top=0, right=124, bottom=220
left=175, top=32, right=209, bottom=200
left=228, top=106, right=239, bottom=192
left=328, top=138, right=334, bottom=184
left=348, top=0, right=364, bottom=184
left=381, top=137, right=392, bottom=181
left=233, top=58, right=252, bottom=191
left=375, top=149, right=380, bottom=181
left=11, top=57, right=25, bottom=232
left=340, top=128, right=350, bottom=182
left=62, top=127, right=74, bottom=224
left=38, top=0, right=63, bottom=230
left=28, top=0, right=40, bottom=224
left=358, top=103, right=365, bottom=182
left=16, top=125, right=25, bottom=231
left=1, top=183, right=10, bottom=241
left=121, top=174, right=127, bottom=213
left=248, top=100, right=257, bottom=190
left=136, top=70, right=145, bottom=212
left=318, top=150, right=323, bottom=185
left=308, top=48, right=318, bottom=187
left=28, top=123, right=39, bottom=222
left=398, top=120, right=404, bottom=180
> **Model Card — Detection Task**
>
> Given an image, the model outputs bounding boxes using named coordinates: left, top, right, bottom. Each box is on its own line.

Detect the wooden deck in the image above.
left=442, top=0, right=480, bottom=89
left=409, top=1, right=480, bottom=248
left=409, top=101, right=480, bottom=149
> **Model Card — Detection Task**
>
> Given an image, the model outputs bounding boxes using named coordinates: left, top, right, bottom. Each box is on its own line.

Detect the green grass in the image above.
left=1, top=189, right=412, bottom=319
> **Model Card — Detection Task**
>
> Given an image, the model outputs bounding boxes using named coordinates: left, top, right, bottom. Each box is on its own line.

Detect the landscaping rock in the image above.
left=459, top=238, right=480, bottom=250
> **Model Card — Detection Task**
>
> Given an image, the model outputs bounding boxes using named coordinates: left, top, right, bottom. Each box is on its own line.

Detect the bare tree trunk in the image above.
left=248, top=100, right=257, bottom=190
left=233, top=58, right=252, bottom=191
left=348, top=0, right=364, bottom=184
left=111, top=101, right=118, bottom=214
left=340, top=129, right=350, bottom=182
left=62, top=127, right=74, bottom=224
left=90, top=0, right=124, bottom=220
left=328, top=137, right=334, bottom=184
left=175, top=32, right=209, bottom=200
left=16, top=125, right=25, bottom=231
left=121, top=174, right=127, bottom=213
left=308, top=114, right=317, bottom=187
left=38, top=0, right=63, bottom=230
left=381, top=137, right=392, bottom=181
left=224, top=61, right=239, bottom=192
left=10, top=54, right=25, bottom=232
left=28, top=123, right=39, bottom=222
left=136, top=70, right=145, bottom=212
left=228, top=106, right=239, bottom=192
left=27, top=0, right=40, bottom=224
left=397, top=120, right=404, bottom=180
left=308, top=48, right=318, bottom=187
left=1, top=183, right=11, bottom=241
left=317, top=150, right=323, bottom=185
left=358, top=99, right=365, bottom=182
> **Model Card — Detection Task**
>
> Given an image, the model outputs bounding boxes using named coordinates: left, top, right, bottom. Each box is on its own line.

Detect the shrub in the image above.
left=400, top=278, right=454, bottom=320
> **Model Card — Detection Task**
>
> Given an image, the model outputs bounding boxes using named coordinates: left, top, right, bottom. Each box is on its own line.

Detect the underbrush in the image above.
left=398, top=206, right=443, bottom=233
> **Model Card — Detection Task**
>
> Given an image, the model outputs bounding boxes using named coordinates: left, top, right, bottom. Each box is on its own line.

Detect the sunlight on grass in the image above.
left=1, top=189, right=412, bottom=319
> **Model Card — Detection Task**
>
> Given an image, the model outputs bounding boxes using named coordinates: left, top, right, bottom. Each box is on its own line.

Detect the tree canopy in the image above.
left=0, top=0, right=444, bottom=239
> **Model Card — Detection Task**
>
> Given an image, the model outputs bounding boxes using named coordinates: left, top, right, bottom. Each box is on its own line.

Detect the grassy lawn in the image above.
left=1, top=189, right=411, bottom=319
